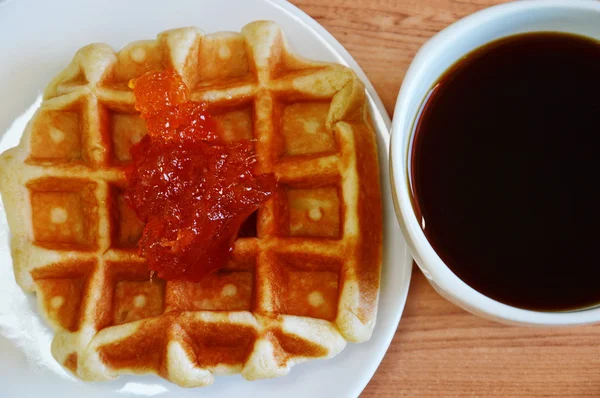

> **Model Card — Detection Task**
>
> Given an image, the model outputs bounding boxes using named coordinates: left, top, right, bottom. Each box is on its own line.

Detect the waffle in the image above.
left=0, top=21, right=382, bottom=387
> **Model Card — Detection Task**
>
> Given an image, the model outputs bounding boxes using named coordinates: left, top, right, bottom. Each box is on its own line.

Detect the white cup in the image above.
left=390, top=0, right=600, bottom=326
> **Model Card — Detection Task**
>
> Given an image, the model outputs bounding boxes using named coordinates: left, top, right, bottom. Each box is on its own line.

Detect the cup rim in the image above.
left=390, top=0, right=600, bottom=326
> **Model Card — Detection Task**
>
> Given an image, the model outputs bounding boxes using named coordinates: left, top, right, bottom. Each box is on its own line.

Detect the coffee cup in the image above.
left=390, top=0, right=600, bottom=326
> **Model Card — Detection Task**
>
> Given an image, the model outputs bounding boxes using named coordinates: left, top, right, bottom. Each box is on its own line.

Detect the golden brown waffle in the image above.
left=0, top=21, right=382, bottom=387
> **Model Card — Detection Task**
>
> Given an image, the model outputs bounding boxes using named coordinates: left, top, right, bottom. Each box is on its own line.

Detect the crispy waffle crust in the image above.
left=0, top=21, right=382, bottom=387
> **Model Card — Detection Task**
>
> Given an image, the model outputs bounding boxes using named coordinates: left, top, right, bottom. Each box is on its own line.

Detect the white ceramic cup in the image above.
left=390, top=0, right=600, bottom=326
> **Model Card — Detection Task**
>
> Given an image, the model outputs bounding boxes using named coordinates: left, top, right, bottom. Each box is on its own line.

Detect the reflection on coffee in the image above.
left=410, top=32, right=600, bottom=311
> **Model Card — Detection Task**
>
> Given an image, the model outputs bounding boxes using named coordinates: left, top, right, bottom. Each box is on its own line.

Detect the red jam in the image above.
left=125, top=69, right=276, bottom=282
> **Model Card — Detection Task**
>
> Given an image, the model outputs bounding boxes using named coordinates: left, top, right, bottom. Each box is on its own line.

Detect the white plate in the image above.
left=0, top=0, right=412, bottom=397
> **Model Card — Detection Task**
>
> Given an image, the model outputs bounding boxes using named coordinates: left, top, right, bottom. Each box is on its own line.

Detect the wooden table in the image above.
left=291, top=1, right=600, bottom=396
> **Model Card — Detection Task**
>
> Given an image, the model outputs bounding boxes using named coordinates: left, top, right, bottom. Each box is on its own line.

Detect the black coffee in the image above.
left=410, top=32, right=600, bottom=311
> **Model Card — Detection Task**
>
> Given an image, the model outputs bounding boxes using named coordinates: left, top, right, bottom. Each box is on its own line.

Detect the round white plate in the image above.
left=0, top=0, right=412, bottom=397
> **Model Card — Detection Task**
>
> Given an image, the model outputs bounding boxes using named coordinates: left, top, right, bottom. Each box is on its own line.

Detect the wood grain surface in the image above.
left=290, top=1, right=600, bottom=396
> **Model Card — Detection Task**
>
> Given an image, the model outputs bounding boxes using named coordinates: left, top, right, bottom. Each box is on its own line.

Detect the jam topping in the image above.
left=125, top=69, right=276, bottom=282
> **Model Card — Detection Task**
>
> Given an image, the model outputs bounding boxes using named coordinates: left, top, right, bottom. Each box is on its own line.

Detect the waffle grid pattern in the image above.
left=0, top=21, right=382, bottom=387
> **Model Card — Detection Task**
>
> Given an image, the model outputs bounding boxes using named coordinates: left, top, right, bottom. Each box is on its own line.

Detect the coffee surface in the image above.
left=411, top=32, right=600, bottom=311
